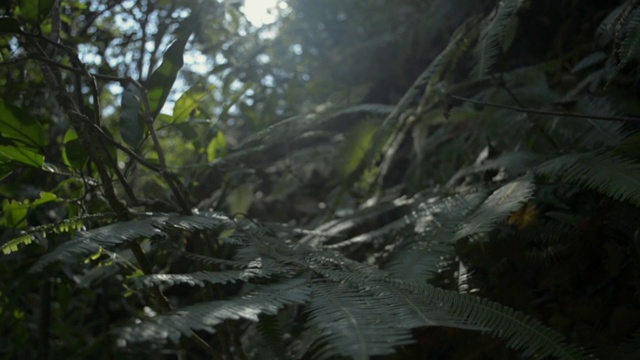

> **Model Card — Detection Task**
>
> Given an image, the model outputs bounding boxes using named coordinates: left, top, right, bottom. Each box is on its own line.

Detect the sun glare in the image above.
left=242, top=0, right=287, bottom=26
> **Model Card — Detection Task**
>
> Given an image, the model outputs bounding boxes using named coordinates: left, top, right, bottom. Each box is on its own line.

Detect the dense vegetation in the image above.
left=2, top=0, right=640, bottom=358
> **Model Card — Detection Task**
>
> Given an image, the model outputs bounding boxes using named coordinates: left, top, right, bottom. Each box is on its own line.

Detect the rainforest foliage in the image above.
left=2, top=0, right=640, bottom=359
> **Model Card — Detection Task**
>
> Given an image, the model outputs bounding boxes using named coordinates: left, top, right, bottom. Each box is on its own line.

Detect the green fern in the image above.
left=30, top=212, right=233, bottom=272
left=306, top=281, right=415, bottom=360
left=617, top=7, right=640, bottom=68
left=473, top=0, right=527, bottom=77
left=118, top=277, right=312, bottom=344
left=454, top=175, right=535, bottom=241
left=536, top=150, right=640, bottom=207
left=596, top=2, right=629, bottom=46
left=386, top=279, right=590, bottom=359
left=386, top=192, right=485, bottom=281
left=0, top=213, right=112, bottom=255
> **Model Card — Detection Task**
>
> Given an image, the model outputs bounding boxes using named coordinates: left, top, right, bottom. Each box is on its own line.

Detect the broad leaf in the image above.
left=120, top=84, right=144, bottom=148
left=0, top=145, right=44, bottom=168
left=1, top=199, right=28, bottom=228
left=145, top=18, right=196, bottom=118
left=206, top=130, right=227, bottom=162
left=62, top=128, right=88, bottom=170
left=17, top=0, right=55, bottom=25
left=0, top=100, right=45, bottom=148
left=172, top=85, right=214, bottom=123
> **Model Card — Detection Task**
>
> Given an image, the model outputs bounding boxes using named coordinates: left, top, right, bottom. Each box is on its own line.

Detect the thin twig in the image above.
left=449, top=94, right=640, bottom=123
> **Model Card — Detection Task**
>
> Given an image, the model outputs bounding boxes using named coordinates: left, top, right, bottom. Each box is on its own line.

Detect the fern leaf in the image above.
left=1, top=213, right=111, bottom=255
left=238, top=104, right=393, bottom=148
left=618, top=7, right=640, bottom=68
left=474, top=0, right=527, bottom=77
left=306, top=281, right=414, bottom=360
left=454, top=176, right=535, bottom=241
left=536, top=150, right=640, bottom=207
left=257, top=314, right=290, bottom=360
left=596, top=2, right=628, bottom=46
left=161, top=211, right=233, bottom=230
left=119, top=277, right=311, bottom=344
left=30, top=212, right=233, bottom=272
left=386, top=192, right=485, bottom=280
left=1, top=234, right=35, bottom=255
left=133, top=269, right=265, bottom=288
left=387, top=279, right=589, bottom=359
left=30, top=217, right=161, bottom=272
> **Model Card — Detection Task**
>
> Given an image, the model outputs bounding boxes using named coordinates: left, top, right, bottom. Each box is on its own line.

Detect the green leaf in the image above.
left=62, top=128, right=88, bottom=170
left=226, top=183, right=254, bottom=215
left=1, top=199, right=28, bottom=228
left=174, top=122, right=199, bottom=140
left=17, top=0, right=55, bottom=25
left=339, top=120, right=378, bottom=177
left=206, top=130, right=227, bottom=162
left=0, top=145, right=44, bottom=168
left=172, top=85, right=214, bottom=123
left=31, top=192, right=58, bottom=207
left=0, top=17, right=23, bottom=34
left=0, top=100, right=46, bottom=148
left=145, top=18, right=196, bottom=118
left=120, top=84, right=145, bottom=148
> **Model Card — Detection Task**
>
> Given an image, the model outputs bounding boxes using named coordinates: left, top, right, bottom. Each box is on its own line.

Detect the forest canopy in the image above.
left=2, top=0, right=640, bottom=359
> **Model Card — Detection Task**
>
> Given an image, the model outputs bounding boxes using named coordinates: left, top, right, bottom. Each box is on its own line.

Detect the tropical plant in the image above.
left=2, top=0, right=640, bottom=359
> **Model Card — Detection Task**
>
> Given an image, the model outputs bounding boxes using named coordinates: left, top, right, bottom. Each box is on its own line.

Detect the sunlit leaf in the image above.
left=172, top=85, right=214, bottom=123
left=207, top=131, right=227, bottom=162
left=145, top=17, right=197, bottom=118
left=339, top=120, right=378, bottom=177
left=17, top=0, right=55, bottom=25
left=227, top=183, right=254, bottom=215
left=1, top=199, right=28, bottom=228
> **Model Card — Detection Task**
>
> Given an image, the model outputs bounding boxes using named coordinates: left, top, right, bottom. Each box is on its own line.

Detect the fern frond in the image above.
left=306, top=281, right=414, bottom=360
left=119, top=277, right=311, bottom=344
left=387, top=279, right=589, bottom=359
left=386, top=192, right=485, bottom=280
left=618, top=7, right=640, bottom=68
left=178, top=250, right=252, bottom=268
left=596, top=2, right=628, bottom=46
left=1, top=213, right=112, bottom=255
left=473, top=0, right=527, bottom=77
left=454, top=176, right=535, bottom=241
left=1, top=234, right=35, bottom=255
left=30, top=217, right=161, bottom=272
left=256, top=314, right=290, bottom=360
left=162, top=211, right=233, bottom=230
left=536, top=150, right=640, bottom=207
left=30, top=212, right=234, bottom=272
left=238, top=104, right=393, bottom=148
left=133, top=269, right=270, bottom=288
left=447, top=151, right=542, bottom=188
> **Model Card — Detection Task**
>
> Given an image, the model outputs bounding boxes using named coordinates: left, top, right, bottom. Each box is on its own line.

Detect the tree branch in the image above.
left=449, top=94, right=640, bottom=123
